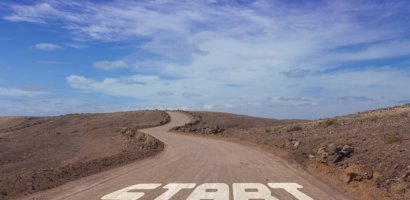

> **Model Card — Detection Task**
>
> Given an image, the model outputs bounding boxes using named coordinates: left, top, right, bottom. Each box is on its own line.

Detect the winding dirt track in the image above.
left=23, top=112, right=352, bottom=200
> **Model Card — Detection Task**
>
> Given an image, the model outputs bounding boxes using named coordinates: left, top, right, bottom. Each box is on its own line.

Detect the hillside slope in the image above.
left=175, top=106, right=410, bottom=200
left=0, top=110, right=169, bottom=200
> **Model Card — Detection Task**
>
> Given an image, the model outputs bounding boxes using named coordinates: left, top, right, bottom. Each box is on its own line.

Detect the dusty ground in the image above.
left=174, top=105, right=410, bottom=200
left=174, top=111, right=297, bottom=133
left=0, top=110, right=169, bottom=200
left=21, top=112, right=351, bottom=200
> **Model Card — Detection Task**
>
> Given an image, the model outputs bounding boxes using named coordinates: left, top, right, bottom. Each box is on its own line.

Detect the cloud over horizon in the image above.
left=0, top=86, right=47, bottom=97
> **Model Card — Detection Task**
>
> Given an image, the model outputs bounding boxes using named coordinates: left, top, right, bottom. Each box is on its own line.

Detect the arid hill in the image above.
left=0, top=110, right=169, bottom=200
left=2, top=106, right=409, bottom=200
left=174, top=105, right=410, bottom=200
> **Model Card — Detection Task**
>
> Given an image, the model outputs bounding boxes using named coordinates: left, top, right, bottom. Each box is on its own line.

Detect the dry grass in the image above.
left=287, top=126, right=303, bottom=132
left=384, top=134, right=405, bottom=144
left=318, top=118, right=338, bottom=128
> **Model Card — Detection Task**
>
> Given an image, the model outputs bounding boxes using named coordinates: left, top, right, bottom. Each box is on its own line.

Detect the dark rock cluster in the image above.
left=317, top=144, right=354, bottom=165
left=173, top=125, right=224, bottom=135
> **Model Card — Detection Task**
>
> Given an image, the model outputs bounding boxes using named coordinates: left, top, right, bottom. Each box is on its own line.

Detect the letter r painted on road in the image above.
left=101, top=183, right=161, bottom=200
left=233, top=183, right=279, bottom=200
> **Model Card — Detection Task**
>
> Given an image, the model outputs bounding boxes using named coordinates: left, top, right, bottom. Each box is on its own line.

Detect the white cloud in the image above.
left=0, top=86, right=47, bottom=97
left=65, top=65, right=410, bottom=118
left=282, top=69, right=311, bottom=78
left=65, top=43, right=87, bottom=49
left=0, top=97, right=124, bottom=116
left=93, top=60, right=128, bottom=71
left=66, top=75, right=167, bottom=99
left=34, top=43, right=62, bottom=51
left=272, top=97, right=319, bottom=107
left=4, top=3, right=52, bottom=23
left=4, top=2, right=85, bottom=24
left=203, top=104, right=214, bottom=110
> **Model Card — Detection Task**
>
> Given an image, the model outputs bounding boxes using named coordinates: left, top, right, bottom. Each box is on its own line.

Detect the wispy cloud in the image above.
left=34, top=43, right=62, bottom=50
left=4, top=3, right=51, bottom=23
left=282, top=69, right=311, bottom=78
left=64, top=43, right=87, bottom=49
left=93, top=60, right=128, bottom=71
left=66, top=75, right=171, bottom=99
left=337, top=96, right=374, bottom=103
left=4, top=2, right=84, bottom=24
left=0, top=86, right=47, bottom=97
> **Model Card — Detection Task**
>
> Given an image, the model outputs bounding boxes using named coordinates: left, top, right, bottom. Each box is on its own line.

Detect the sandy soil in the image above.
left=175, top=105, right=410, bottom=200
left=0, top=117, right=27, bottom=130
left=0, top=110, right=169, bottom=200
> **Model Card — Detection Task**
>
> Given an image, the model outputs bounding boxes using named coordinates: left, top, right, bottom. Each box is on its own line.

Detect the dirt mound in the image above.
left=173, top=111, right=295, bottom=133
left=0, top=110, right=169, bottom=200
left=176, top=105, right=410, bottom=200
left=0, top=117, right=27, bottom=131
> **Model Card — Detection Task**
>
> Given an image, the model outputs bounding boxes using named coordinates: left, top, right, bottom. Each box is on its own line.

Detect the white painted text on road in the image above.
left=101, top=182, right=314, bottom=200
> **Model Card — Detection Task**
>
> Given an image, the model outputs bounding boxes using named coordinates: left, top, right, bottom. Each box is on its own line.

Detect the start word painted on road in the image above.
left=101, top=183, right=314, bottom=200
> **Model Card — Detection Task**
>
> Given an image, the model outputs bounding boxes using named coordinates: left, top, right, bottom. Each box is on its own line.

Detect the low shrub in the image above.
left=384, top=134, right=405, bottom=144
left=318, top=118, right=338, bottom=128
left=287, top=126, right=302, bottom=132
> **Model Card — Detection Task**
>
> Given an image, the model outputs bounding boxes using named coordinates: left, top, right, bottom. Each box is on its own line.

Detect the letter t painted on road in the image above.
left=154, top=183, right=196, bottom=200
left=268, top=183, right=314, bottom=200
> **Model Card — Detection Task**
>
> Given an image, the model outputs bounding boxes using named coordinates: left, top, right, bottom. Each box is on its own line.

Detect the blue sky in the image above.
left=1, top=0, right=410, bottom=119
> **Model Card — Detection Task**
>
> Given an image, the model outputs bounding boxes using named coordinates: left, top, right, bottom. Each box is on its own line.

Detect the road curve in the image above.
left=22, top=111, right=351, bottom=200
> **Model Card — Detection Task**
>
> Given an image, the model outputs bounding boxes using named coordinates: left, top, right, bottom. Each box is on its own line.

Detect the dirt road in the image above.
left=22, top=112, right=352, bottom=200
